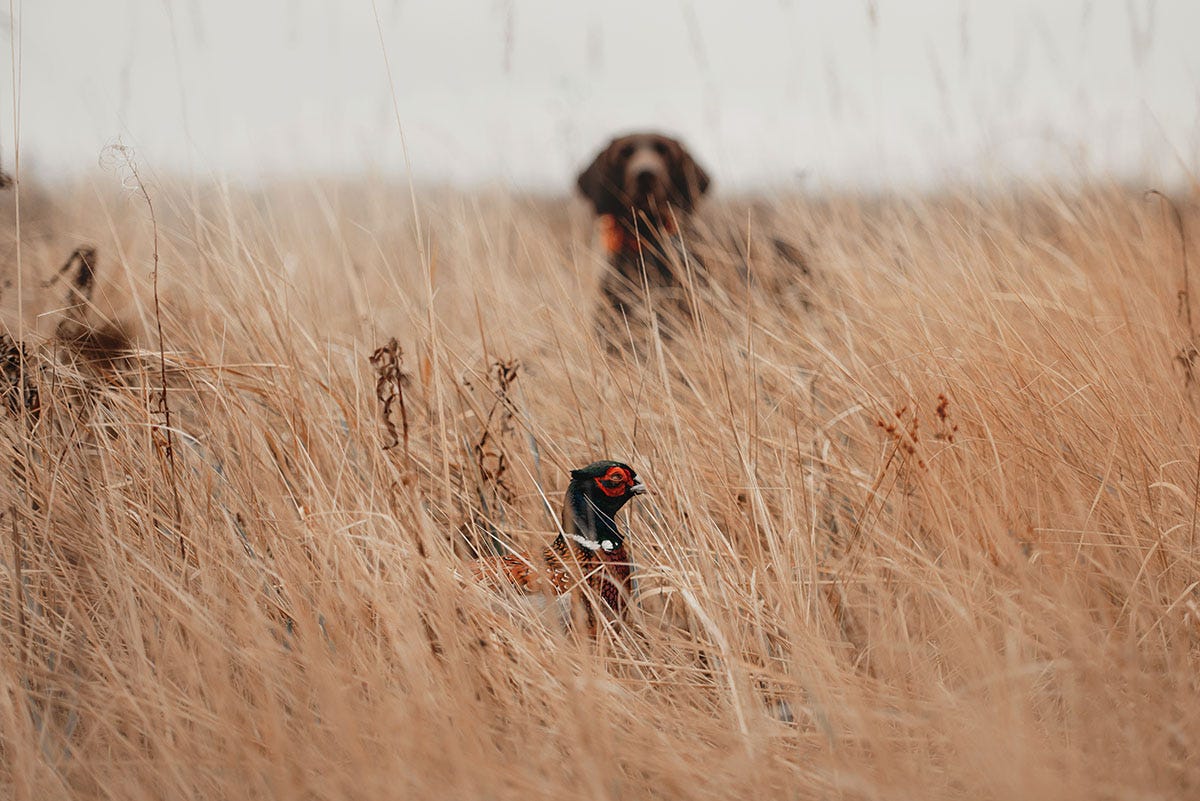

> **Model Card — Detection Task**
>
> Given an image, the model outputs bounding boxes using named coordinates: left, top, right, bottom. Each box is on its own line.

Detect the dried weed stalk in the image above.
left=454, top=358, right=522, bottom=556
left=875, top=403, right=925, bottom=470
left=470, top=358, right=520, bottom=508
left=101, top=144, right=184, bottom=554
left=370, top=337, right=411, bottom=455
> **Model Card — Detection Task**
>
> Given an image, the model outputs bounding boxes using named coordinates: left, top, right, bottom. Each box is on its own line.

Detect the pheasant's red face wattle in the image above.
left=595, top=465, right=634, bottom=497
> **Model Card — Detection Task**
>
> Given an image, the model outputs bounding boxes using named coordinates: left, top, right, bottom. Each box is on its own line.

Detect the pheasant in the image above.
left=471, top=460, right=646, bottom=634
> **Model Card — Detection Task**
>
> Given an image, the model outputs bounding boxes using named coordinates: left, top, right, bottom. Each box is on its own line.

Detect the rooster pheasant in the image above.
left=471, top=460, right=646, bottom=634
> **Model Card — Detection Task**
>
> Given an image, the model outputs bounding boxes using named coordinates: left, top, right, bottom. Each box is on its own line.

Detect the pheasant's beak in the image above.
left=629, top=482, right=648, bottom=496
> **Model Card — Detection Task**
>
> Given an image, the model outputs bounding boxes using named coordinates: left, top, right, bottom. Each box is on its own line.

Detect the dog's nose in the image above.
left=635, top=170, right=657, bottom=191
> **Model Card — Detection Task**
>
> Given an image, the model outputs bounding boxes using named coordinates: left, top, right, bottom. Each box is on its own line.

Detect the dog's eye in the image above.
left=618, top=145, right=634, bottom=160
left=653, top=141, right=669, bottom=156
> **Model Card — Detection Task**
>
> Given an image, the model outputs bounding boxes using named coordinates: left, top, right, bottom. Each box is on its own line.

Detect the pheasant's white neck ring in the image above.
left=569, top=533, right=617, bottom=552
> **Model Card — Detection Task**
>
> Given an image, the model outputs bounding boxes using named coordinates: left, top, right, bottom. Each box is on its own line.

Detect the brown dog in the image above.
left=576, top=132, right=711, bottom=328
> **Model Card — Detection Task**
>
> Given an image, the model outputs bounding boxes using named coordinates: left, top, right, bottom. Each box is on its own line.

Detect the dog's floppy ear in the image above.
left=576, top=141, right=624, bottom=216
left=666, top=138, right=711, bottom=212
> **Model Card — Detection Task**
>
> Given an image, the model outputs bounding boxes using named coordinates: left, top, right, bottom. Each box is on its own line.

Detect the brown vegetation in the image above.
left=0, top=178, right=1198, bottom=799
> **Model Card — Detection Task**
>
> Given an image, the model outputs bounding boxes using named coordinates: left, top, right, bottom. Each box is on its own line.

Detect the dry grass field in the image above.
left=0, top=173, right=1198, bottom=799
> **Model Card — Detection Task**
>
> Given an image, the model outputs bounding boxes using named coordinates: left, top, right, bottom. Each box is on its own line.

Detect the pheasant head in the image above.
left=560, top=460, right=646, bottom=553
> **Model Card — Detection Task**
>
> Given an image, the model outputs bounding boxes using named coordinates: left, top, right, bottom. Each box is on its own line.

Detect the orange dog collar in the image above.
left=598, top=214, right=678, bottom=255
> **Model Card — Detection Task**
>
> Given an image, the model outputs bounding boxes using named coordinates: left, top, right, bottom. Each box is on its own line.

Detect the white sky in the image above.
left=8, top=1, right=1200, bottom=190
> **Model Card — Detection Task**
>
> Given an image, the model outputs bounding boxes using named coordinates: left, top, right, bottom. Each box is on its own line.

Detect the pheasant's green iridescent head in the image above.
left=563, top=461, right=646, bottom=550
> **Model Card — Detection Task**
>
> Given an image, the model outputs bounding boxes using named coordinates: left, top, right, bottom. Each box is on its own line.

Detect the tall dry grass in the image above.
left=0, top=175, right=1198, bottom=799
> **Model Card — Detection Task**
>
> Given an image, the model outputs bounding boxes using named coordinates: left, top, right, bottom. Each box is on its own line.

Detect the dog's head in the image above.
left=577, top=132, right=711, bottom=220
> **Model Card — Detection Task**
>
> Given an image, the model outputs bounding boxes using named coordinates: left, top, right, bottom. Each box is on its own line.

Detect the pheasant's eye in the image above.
left=604, top=467, right=628, bottom=484
left=594, top=466, right=633, bottom=497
